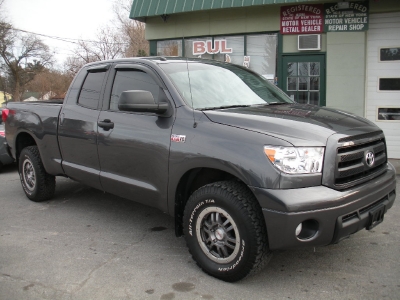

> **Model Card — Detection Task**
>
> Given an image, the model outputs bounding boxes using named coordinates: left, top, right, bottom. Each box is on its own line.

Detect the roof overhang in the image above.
left=130, top=0, right=324, bottom=22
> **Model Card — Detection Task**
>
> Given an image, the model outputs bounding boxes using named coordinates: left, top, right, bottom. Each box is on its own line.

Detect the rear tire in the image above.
left=19, top=146, right=55, bottom=202
left=183, top=181, right=271, bottom=282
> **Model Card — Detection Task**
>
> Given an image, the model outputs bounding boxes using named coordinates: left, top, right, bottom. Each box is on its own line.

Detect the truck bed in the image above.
left=5, top=102, right=64, bottom=175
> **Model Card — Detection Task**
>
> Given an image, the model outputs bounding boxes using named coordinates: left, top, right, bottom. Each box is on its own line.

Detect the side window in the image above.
left=78, top=71, right=107, bottom=109
left=64, top=69, right=87, bottom=104
left=110, top=70, right=160, bottom=111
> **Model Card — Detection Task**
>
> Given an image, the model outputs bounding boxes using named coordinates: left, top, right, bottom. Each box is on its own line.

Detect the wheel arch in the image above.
left=15, top=131, right=37, bottom=164
left=173, top=167, right=262, bottom=237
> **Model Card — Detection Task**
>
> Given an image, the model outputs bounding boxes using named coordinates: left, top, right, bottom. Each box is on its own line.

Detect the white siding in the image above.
left=366, top=12, right=400, bottom=159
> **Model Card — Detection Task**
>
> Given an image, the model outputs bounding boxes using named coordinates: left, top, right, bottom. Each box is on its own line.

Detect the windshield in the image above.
left=160, top=61, right=293, bottom=110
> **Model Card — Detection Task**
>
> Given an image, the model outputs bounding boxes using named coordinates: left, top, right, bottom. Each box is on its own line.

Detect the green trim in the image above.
left=130, top=0, right=320, bottom=20
left=277, top=33, right=283, bottom=90
left=280, top=52, right=327, bottom=56
left=281, top=54, right=326, bottom=106
left=149, top=40, right=157, bottom=56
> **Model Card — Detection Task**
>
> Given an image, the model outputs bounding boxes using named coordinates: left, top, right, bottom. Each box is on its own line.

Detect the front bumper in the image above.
left=251, top=163, right=397, bottom=250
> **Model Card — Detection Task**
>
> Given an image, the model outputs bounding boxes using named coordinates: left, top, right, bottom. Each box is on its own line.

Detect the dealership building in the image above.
left=130, top=0, right=400, bottom=160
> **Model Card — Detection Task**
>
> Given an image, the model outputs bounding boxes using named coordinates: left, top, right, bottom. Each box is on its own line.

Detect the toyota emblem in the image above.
left=365, top=151, right=375, bottom=167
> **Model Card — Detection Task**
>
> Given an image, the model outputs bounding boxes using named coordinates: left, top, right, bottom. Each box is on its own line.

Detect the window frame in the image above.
left=103, top=63, right=168, bottom=114
left=376, top=106, right=400, bottom=122
left=378, top=46, right=400, bottom=62
left=77, top=69, right=108, bottom=110
left=377, top=77, right=400, bottom=92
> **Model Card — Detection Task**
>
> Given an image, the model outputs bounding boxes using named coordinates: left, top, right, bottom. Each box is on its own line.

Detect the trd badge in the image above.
left=171, top=134, right=186, bottom=143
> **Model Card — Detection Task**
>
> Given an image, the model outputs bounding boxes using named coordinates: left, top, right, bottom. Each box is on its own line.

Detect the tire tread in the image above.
left=184, top=180, right=271, bottom=282
left=19, top=146, right=55, bottom=202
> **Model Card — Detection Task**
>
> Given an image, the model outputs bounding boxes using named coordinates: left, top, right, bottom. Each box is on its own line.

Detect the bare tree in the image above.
left=113, top=0, right=149, bottom=57
left=26, top=68, right=72, bottom=100
left=74, top=26, right=125, bottom=62
left=64, top=0, right=149, bottom=76
left=64, top=25, right=125, bottom=76
left=0, top=23, right=53, bottom=101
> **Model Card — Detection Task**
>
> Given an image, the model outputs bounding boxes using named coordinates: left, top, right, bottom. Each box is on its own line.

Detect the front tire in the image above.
left=183, top=181, right=271, bottom=282
left=19, top=146, right=55, bottom=202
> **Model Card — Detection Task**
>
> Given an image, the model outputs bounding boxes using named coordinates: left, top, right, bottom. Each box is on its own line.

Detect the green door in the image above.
left=282, top=55, right=326, bottom=106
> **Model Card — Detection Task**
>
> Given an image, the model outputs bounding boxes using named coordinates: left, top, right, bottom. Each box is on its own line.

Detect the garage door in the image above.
left=366, top=12, right=400, bottom=159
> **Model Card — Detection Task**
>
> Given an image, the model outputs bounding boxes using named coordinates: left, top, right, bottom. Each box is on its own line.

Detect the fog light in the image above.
left=295, top=223, right=303, bottom=236
left=296, top=219, right=319, bottom=241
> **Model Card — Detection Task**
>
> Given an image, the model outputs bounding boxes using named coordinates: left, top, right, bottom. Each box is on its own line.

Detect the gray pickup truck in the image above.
left=3, top=58, right=397, bottom=282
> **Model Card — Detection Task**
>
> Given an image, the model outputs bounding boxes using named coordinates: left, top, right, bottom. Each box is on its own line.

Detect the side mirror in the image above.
left=118, top=90, right=168, bottom=114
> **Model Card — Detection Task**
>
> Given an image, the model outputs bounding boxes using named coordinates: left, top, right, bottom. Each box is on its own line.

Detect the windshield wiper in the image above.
left=200, top=104, right=252, bottom=111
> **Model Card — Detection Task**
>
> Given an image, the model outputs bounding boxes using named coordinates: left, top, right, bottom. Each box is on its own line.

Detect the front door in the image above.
left=97, top=65, right=173, bottom=211
left=282, top=55, right=326, bottom=106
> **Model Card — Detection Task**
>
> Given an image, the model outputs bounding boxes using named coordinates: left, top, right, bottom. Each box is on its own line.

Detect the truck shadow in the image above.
left=0, top=162, right=17, bottom=174
left=34, top=175, right=399, bottom=289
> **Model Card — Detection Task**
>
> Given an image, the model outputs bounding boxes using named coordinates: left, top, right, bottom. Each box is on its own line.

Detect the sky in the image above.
left=4, top=0, right=124, bottom=67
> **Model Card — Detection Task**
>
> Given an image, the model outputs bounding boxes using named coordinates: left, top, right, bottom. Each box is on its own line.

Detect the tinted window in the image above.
left=64, top=69, right=87, bottom=104
left=379, top=78, right=400, bottom=91
left=78, top=71, right=107, bottom=109
left=110, top=70, right=160, bottom=111
left=380, top=48, right=400, bottom=61
left=378, top=108, right=400, bottom=120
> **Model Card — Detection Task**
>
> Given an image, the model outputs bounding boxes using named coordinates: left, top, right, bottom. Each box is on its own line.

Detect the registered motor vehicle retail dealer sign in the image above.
left=280, top=4, right=324, bottom=34
left=281, top=1, right=369, bottom=34
left=324, top=1, right=369, bottom=32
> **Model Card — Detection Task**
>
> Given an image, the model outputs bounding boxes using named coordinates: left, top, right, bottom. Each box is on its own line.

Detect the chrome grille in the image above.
left=334, top=134, right=387, bottom=188
left=322, top=131, right=388, bottom=190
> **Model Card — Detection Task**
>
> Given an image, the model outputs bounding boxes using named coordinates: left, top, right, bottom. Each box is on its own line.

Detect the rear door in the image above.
left=58, top=65, right=109, bottom=189
left=97, top=63, right=174, bottom=211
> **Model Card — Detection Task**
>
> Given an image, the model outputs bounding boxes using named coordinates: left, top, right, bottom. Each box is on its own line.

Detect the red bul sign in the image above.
left=193, top=40, right=233, bottom=55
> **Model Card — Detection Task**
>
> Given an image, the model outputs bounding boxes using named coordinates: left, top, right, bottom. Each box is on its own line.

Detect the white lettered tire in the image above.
left=183, top=181, right=271, bottom=282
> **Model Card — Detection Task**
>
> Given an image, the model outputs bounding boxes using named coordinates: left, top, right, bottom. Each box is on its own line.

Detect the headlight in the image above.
left=264, top=146, right=324, bottom=174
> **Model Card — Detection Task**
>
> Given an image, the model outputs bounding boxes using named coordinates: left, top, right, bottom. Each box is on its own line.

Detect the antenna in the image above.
left=183, top=35, right=197, bottom=128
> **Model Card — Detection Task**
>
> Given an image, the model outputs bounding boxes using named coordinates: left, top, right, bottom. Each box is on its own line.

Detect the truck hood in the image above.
left=203, top=104, right=379, bottom=146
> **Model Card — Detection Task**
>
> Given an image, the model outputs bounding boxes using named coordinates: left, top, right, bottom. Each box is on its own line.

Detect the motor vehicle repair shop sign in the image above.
left=324, top=1, right=369, bottom=32
left=281, top=1, right=369, bottom=34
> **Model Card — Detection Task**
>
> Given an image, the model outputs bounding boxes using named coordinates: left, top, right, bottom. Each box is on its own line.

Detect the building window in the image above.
left=286, top=62, right=320, bottom=105
left=246, top=34, right=277, bottom=81
left=157, top=40, right=182, bottom=56
left=155, top=33, right=279, bottom=80
left=184, top=37, right=213, bottom=59
left=380, top=48, right=400, bottom=61
left=378, top=108, right=400, bottom=121
left=379, top=78, right=400, bottom=91
left=214, top=36, right=244, bottom=65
